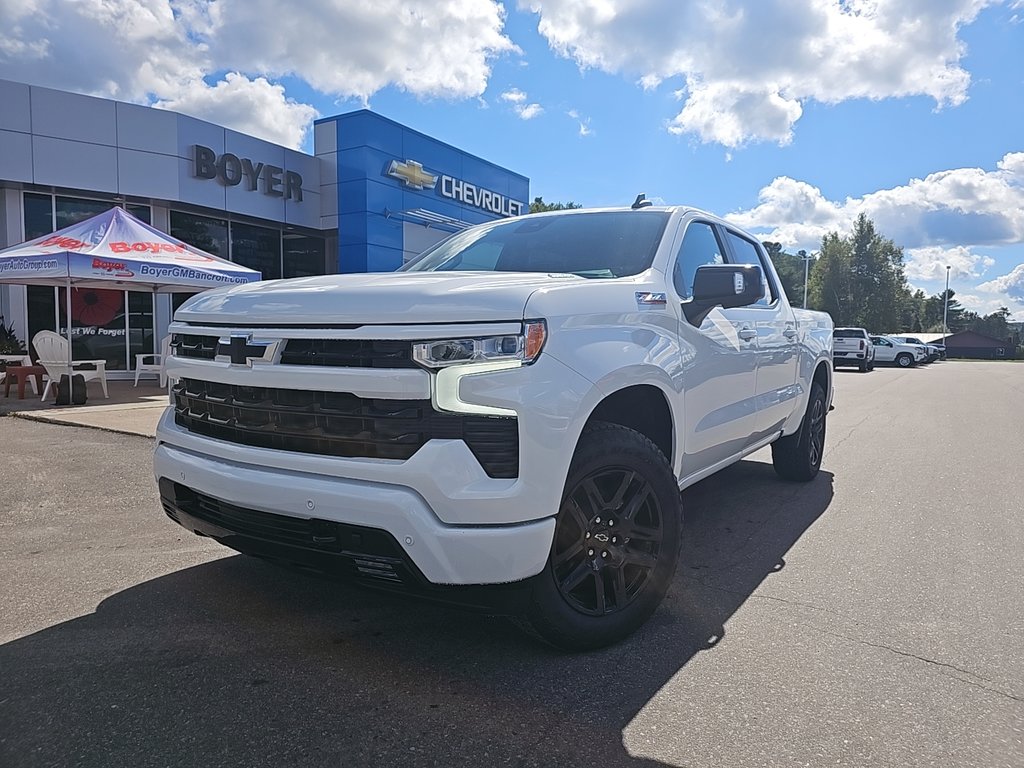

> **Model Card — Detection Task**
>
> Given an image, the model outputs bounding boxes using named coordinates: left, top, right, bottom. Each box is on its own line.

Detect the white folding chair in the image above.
left=134, top=335, right=170, bottom=387
left=32, top=330, right=109, bottom=401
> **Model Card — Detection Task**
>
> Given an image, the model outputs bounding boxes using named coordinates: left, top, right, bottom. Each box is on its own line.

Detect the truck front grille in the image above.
left=171, top=334, right=218, bottom=360
left=170, top=334, right=418, bottom=368
left=279, top=339, right=418, bottom=368
left=172, top=378, right=519, bottom=478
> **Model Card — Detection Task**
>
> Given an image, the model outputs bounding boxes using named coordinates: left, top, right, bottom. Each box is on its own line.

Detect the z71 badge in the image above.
left=635, top=292, right=668, bottom=306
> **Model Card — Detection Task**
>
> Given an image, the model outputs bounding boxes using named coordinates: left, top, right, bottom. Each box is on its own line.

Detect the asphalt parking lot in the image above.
left=1, top=361, right=1022, bottom=768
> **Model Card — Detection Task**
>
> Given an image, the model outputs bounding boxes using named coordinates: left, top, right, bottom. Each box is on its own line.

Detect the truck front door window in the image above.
left=722, top=230, right=775, bottom=306
left=673, top=221, right=725, bottom=299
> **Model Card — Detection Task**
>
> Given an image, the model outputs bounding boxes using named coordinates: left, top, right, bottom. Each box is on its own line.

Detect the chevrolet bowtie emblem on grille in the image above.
left=386, top=159, right=438, bottom=190
left=216, top=334, right=279, bottom=367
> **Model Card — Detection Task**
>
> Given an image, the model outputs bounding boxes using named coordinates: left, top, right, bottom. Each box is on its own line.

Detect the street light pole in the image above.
left=801, top=251, right=814, bottom=309
left=942, top=265, right=951, bottom=340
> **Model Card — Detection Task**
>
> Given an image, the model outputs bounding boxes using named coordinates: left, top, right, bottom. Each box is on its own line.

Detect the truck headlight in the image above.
left=413, top=320, right=547, bottom=369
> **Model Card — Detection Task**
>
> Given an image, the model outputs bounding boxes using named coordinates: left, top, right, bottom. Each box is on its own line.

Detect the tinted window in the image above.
left=55, top=196, right=114, bottom=230
left=402, top=211, right=670, bottom=278
left=283, top=233, right=327, bottom=278
left=834, top=329, right=867, bottom=338
left=672, top=221, right=724, bottom=299
left=723, top=230, right=773, bottom=305
left=232, top=222, right=281, bottom=280
left=24, top=192, right=53, bottom=239
left=170, top=211, right=228, bottom=259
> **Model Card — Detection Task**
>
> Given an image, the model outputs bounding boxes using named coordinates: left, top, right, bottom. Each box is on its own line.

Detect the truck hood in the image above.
left=174, top=272, right=586, bottom=326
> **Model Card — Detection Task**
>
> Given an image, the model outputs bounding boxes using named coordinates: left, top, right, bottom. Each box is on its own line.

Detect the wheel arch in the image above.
left=581, top=384, right=674, bottom=466
left=812, top=359, right=831, bottom=404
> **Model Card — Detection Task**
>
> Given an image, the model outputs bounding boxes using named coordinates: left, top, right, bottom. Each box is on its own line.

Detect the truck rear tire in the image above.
left=523, top=422, right=681, bottom=651
left=771, top=382, right=826, bottom=482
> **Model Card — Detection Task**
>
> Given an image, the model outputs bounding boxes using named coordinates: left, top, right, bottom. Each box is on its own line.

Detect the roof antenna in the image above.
left=632, top=193, right=652, bottom=209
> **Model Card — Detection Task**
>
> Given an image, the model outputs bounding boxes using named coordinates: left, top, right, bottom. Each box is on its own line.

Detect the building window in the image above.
left=170, top=211, right=228, bottom=260
left=283, top=233, right=326, bottom=278
left=232, top=222, right=282, bottom=280
left=55, top=196, right=115, bottom=230
left=24, top=192, right=53, bottom=240
left=59, top=287, right=129, bottom=371
left=126, top=204, right=151, bottom=224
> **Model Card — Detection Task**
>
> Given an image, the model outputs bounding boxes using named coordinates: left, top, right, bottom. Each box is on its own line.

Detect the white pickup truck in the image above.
left=155, top=203, right=834, bottom=650
left=832, top=327, right=875, bottom=371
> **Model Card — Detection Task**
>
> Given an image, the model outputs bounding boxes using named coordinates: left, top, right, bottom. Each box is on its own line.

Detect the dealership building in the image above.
left=0, top=78, right=529, bottom=377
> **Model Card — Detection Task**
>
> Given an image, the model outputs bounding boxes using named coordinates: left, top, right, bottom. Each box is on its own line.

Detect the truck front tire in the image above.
left=771, top=381, right=827, bottom=482
left=524, top=422, right=681, bottom=651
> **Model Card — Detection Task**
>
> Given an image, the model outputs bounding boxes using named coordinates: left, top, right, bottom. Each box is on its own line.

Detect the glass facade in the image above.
left=169, top=209, right=327, bottom=280
left=284, top=233, right=327, bottom=278
left=169, top=211, right=228, bottom=260
left=232, top=222, right=282, bottom=280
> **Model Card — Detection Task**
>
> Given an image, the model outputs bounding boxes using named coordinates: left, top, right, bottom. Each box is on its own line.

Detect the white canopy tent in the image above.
left=0, top=206, right=260, bottom=375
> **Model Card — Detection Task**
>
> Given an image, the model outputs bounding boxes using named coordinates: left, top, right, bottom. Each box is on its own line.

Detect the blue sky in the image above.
left=2, top=0, right=1022, bottom=317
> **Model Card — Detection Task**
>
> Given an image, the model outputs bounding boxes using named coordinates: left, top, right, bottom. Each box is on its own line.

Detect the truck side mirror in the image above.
left=683, top=264, right=763, bottom=326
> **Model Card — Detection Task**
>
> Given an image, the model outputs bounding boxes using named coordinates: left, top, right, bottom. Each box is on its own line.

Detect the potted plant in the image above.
left=0, top=316, right=28, bottom=369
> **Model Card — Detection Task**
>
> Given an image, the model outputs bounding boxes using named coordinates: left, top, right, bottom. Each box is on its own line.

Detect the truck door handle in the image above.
left=738, top=328, right=757, bottom=341
left=783, top=328, right=797, bottom=339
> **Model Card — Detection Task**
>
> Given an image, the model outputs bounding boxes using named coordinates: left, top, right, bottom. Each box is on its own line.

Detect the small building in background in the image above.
left=925, top=330, right=1014, bottom=359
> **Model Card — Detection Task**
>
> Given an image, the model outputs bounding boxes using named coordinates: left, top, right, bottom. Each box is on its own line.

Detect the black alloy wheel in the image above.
left=771, top=380, right=827, bottom=481
left=523, top=422, right=681, bottom=651
left=806, top=392, right=825, bottom=470
left=551, top=468, right=663, bottom=616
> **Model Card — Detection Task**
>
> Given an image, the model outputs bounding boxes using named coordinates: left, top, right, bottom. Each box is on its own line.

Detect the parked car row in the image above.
left=833, top=327, right=946, bottom=371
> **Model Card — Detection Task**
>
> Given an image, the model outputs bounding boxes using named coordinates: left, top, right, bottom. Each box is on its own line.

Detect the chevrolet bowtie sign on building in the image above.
left=386, top=160, right=437, bottom=190
left=314, top=110, right=529, bottom=272
left=386, top=158, right=525, bottom=218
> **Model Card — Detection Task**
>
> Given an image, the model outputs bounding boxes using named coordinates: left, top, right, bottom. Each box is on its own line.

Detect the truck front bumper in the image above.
left=155, top=442, right=555, bottom=590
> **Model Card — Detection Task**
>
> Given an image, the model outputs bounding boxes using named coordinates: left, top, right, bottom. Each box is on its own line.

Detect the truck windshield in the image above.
left=400, top=211, right=670, bottom=278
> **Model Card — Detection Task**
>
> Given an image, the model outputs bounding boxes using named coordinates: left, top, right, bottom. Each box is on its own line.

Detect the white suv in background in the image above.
left=887, top=335, right=942, bottom=362
left=870, top=336, right=926, bottom=367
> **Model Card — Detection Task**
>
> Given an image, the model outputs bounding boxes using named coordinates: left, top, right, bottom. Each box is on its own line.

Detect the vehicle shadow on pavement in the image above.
left=0, top=461, right=834, bottom=768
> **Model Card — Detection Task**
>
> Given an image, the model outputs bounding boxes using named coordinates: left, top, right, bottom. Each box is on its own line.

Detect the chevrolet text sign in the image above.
left=193, top=145, right=303, bottom=201
left=387, top=158, right=523, bottom=217
left=439, top=176, right=523, bottom=217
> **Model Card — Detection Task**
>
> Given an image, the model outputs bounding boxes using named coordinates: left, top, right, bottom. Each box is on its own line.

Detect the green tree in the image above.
left=762, top=242, right=810, bottom=305
left=529, top=197, right=582, bottom=213
left=808, top=214, right=910, bottom=330
left=807, top=231, right=852, bottom=321
left=969, top=307, right=1011, bottom=339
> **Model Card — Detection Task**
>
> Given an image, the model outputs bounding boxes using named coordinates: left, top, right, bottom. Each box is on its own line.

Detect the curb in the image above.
left=9, top=411, right=156, bottom=439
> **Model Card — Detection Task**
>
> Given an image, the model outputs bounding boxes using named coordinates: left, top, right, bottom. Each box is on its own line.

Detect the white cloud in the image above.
left=517, top=103, right=544, bottom=119
left=567, top=109, right=592, bottom=136
left=978, top=263, right=1024, bottom=301
left=729, top=151, right=1024, bottom=253
left=0, top=0, right=516, bottom=148
left=524, top=0, right=999, bottom=147
left=501, top=88, right=543, bottom=119
left=154, top=74, right=319, bottom=150
left=903, top=246, right=995, bottom=281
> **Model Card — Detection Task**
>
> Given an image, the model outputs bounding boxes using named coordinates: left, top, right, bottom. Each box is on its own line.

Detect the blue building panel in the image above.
left=331, top=110, right=404, bottom=153
left=365, top=243, right=406, bottom=273
left=337, top=145, right=397, bottom=185
left=401, top=131, right=462, bottom=181
left=337, top=212, right=367, bottom=247
left=317, top=110, right=529, bottom=274
left=365, top=211, right=404, bottom=250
